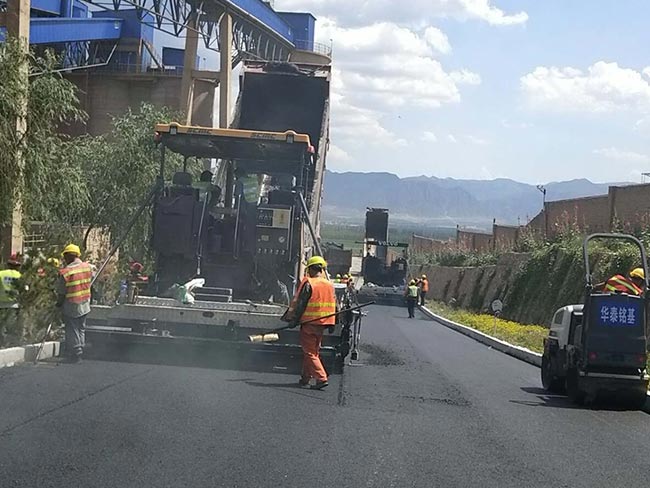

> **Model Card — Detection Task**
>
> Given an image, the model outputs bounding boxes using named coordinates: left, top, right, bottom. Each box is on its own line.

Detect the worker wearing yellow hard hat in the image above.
left=61, top=243, right=81, bottom=257
left=282, top=255, right=335, bottom=390
left=603, top=267, right=645, bottom=296
left=57, top=244, right=93, bottom=363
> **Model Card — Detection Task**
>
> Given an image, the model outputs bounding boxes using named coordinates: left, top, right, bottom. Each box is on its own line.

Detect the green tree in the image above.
left=69, top=103, right=183, bottom=264
left=0, top=40, right=86, bottom=229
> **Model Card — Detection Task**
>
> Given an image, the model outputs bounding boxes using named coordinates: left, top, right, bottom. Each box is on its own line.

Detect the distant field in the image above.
left=320, top=222, right=456, bottom=254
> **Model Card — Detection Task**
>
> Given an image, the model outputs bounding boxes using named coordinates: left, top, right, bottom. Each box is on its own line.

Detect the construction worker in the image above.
left=335, top=274, right=341, bottom=283
left=0, top=254, right=22, bottom=309
left=282, top=255, right=336, bottom=390
left=56, top=244, right=93, bottom=363
left=405, top=279, right=419, bottom=318
left=418, top=274, right=429, bottom=306
left=342, top=274, right=350, bottom=285
left=602, top=268, right=645, bottom=295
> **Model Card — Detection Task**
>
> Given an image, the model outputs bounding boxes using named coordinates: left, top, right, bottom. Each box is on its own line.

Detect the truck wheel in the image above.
left=566, top=368, right=585, bottom=405
left=541, top=355, right=564, bottom=393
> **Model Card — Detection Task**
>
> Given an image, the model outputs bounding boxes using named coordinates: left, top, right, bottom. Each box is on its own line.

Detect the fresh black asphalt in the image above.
left=2, top=305, right=650, bottom=487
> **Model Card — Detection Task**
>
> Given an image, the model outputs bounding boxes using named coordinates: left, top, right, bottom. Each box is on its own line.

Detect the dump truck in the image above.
left=85, top=61, right=361, bottom=370
left=541, top=233, right=649, bottom=408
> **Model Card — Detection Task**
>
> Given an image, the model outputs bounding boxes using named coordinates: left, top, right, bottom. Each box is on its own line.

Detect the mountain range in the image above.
left=321, top=171, right=623, bottom=227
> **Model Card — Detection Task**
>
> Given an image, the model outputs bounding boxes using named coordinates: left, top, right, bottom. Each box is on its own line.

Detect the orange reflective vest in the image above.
left=420, top=279, right=429, bottom=292
left=605, top=274, right=642, bottom=295
left=289, top=276, right=336, bottom=326
left=59, top=261, right=93, bottom=304
left=302, top=276, right=336, bottom=325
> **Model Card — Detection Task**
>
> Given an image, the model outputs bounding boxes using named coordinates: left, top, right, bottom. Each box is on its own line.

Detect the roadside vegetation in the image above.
left=413, top=217, right=650, bottom=327
left=0, top=41, right=184, bottom=347
left=426, top=301, right=546, bottom=353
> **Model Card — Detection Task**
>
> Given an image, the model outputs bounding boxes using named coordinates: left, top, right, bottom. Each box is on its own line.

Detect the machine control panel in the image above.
left=256, top=205, right=292, bottom=257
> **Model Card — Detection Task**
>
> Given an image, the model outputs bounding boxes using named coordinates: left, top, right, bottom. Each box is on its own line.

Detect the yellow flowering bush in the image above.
left=428, top=301, right=546, bottom=353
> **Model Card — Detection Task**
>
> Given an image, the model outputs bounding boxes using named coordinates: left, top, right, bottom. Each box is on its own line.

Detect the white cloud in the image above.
left=501, top=119, right=532, bottom=129
left=421, top=131, right=438, bottom=142
left=328, top=144, right=352, bottom=163
left=332, top=94, right=406, bottom=147
left=447, top=134, right=458, bottom=143
left=593, top=147, right=650, bottom=163
left=465, top=135, right=489, bottom=145
left=521, top=62, right=650, bottom=113
left=324, top=21, right=480, bottom=109
left=423, top=27, right=451, bottom=55
left=274, top=0, right=527, bottom=27
left=450, top=69, right=482, bottom=85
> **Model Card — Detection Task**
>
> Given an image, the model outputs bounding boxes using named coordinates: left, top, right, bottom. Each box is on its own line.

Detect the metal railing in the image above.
left=293, top=40, right=332, bottom=57
left=95, top=62, right=184, bottom=76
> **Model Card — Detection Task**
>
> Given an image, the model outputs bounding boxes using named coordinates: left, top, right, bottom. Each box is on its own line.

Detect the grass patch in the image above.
left=426, top=301, right=547, bottom=354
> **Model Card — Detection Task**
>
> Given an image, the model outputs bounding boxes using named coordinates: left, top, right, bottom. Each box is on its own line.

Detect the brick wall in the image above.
left=493, top=224, right=521, bottom=251
left=610, top=184, right=650, bottom=231
left=410, top=235, right=452, bottom=253
left=542, top=195, right=609, bottom=237
left=457, top=230, right=493, bottom=252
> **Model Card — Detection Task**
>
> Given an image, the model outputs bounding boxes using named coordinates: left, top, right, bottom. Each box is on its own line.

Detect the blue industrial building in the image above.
left=1, top=0, right=317, bottom=72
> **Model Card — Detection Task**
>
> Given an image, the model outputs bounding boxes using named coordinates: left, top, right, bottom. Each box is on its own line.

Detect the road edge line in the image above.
left=0, top=341, right=61, bottom=369
left=419, top=305, right=542, bottom=367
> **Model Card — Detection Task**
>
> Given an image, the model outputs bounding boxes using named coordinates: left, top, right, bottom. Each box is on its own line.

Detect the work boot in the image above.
left=311, top=380, right=329, bottom=390
left=298, top=377, right=310, bottom=388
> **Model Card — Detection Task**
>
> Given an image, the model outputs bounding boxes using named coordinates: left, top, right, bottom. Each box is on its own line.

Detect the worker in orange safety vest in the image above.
left=418, top=274, right=429, bottom=306
left=56, top=244, right=93, bottom=363
left=282, top=255, right=336, bottom=390
left=601, top=268, right=645, bottom=296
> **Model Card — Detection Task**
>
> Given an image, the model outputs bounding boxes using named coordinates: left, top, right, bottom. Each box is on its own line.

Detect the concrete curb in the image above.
left=419, top=305, right=542, bottom=368
left=0, top=341, right=61, bottom=369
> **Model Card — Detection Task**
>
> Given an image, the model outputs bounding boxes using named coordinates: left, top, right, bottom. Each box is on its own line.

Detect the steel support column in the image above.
left=219, top=12, right=232, bottom=128
left=180, top=10, right=199, bottom=124
left=219, top=12, right=234, bottom=206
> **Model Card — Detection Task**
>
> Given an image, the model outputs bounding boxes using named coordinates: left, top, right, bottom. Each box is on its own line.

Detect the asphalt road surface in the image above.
left=2, top=305, right=650, bottom=487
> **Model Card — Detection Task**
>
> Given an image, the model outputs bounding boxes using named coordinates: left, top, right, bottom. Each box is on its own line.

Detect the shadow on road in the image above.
left=512, top=386, right=646, bottom=412
left=224, top=377, right=332, bottom=400
left=81, top=342, right=336, bottom=377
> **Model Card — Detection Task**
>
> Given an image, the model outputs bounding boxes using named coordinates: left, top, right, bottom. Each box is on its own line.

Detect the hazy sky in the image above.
left=272, top=0, right=650, bottom=184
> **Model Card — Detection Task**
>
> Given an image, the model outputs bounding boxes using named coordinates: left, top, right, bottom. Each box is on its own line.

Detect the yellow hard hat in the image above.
left=62, top=244, right=81, bottom=257
left=336, top=274, right=341, bottom=278
left=47, top=257, right=61, bottom=267
left=409, top=280, right=416, bottom=285
left=630, top=268, right=645, bottom=280
left=421, top=274, right=427, bottom=279
left=343, top=274, right=349, bottom=278
left=306, top=255, right=327, bottom=268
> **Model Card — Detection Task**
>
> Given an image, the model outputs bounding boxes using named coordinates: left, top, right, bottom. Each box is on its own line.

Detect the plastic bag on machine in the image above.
left=173, top=278, right=205, bottom=304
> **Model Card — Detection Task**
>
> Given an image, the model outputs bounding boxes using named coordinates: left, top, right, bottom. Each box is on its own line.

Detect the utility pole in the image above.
left=1, top=0, right=30, bottom=259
